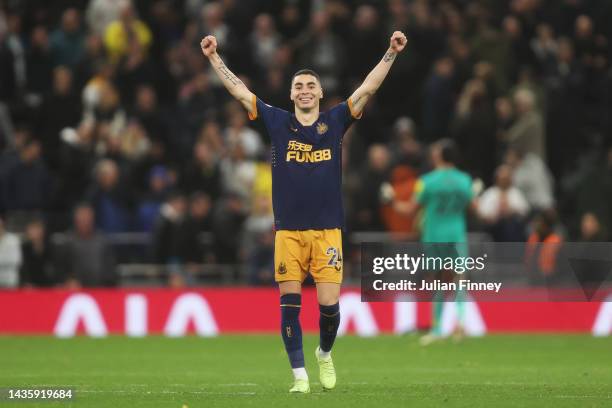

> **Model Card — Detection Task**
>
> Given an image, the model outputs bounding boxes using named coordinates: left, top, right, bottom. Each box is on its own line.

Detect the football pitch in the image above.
left=1, top=335, right=611, bottom=408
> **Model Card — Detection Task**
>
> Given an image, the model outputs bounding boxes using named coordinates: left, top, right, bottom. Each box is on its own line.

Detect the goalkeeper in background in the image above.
left=393, top=139, right=475, bottom=344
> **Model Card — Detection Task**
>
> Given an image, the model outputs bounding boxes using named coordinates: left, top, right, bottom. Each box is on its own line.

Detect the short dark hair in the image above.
left=291, top=69, right=320, bottom=84
left=436, top=138, right=459, bottom=165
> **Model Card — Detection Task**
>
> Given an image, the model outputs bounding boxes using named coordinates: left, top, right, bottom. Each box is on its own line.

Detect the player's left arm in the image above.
left=348, top=31, right=407, bottom=117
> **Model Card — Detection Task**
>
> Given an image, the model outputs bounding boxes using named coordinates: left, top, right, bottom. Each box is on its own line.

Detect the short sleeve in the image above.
left=414, top=178, right=427, bottom=204
left=328, top=100, right=361, bottom=132
left=249, top=97, right=286, bottom=127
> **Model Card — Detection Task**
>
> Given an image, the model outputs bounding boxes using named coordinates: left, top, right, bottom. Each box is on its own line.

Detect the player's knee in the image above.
left=278, top=281, right=301, bottom=295
left=317, top=293, right=339, bottom=306
left=316, top=283, right=340, bottom=305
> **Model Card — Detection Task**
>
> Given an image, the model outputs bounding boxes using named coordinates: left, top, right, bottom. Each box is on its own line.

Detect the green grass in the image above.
left=1, top=335, right=611, bottom=407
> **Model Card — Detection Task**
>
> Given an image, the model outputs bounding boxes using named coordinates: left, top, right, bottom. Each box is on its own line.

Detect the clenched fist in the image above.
left=389, top=31, right=407, bottom=53
left=200, top=35, right=217, bottom=57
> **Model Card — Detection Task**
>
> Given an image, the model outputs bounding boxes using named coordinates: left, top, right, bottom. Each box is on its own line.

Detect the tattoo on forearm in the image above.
left=352, top=96, right=361, bottom=106
left=383, top=51, right=396, bottom=63
left=217, top=62, right=243, bottom=87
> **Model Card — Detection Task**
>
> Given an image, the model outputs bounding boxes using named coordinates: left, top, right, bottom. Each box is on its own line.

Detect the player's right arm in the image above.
left=200, top=35, right=256, bottom=117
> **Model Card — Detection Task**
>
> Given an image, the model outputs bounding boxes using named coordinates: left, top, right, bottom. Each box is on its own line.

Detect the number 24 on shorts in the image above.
left=326, top=247, right=342, bottom=271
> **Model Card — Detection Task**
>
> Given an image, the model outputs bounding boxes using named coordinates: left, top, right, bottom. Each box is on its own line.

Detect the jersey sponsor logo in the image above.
left=287, top=140, right=312, bottom=151
left=316, top=122, right=328, bottom=135
left=286, top=140, right=332, bottom=163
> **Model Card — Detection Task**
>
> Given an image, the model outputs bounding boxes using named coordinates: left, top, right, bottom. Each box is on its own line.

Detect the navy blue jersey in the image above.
left=249, top=96, right=360, bottom=230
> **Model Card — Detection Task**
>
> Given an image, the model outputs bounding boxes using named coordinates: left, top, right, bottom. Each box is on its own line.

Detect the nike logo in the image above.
left=290, top=127, right=298, bottom=132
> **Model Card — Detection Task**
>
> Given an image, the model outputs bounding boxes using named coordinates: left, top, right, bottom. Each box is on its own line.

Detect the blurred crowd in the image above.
left=0, top=0, right=611, bottom=288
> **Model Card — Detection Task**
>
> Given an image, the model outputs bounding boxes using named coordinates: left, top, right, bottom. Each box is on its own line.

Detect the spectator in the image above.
left=60, top=204, right=116, bottom=287
left=136, top=165, right=173, bottom=232
left=91, top=83, right=128, bottom=157
left=86, top=159, right=132, bottom=233
left=389, top=117, right=423, bottom=169
left=0, top=126, right=31, bottom=214
left=199, top=2, right=231, bottom=49
left=1, top=1, right=612, bottom=287
left=77, top=36, right=113, bottom=105
left=0, top=13, right=26, bottom=102
left=151, top=192, right=188, bottom=287
left=380, top=165, right=418, bottom=237
left=578, top=212, right=607, bottom=242
left=181, top=139, right=222, bottom=198
left=297, top=10, right=346, bottom=94
left=423, top=57, right=455, bottom=141
left=259, top=67, right=289, bottom=110
left=26, top=26, right=54, bottom=101
left=505, top=148, right=554, bottom=212
left=348, top=5, right=386, bottom=80
left=242, top=195, right=274, bottom=285
left=505, top=88, right=546, bottom=160
left=530, top=23, right=558, bottom=72
left=451, top=78, right=497, bottom=183
left=87, top=0, right=126, bottom=36
left=20, top=218, right=54, bottom=287
left=352, top=144, right=391, bottom=231
left=478, top=165, right=530, bottom=241
left=224, top=106, right=263, bottom=160
left=0, top=214, right=22, bottom=288
left=37, top=66, right=82, bottom=168
left=573, top=15, right=597, bottom=63
left=199, top=2, right=238, bottom=74
left=50, top=8, right=85, bottom=67
left=211, top=193, right=246, bottom=265
left=92, top=81, right=123, bottom=126
left=249, top=14, right=281, bottom=75
left=563, top=146, right=612, bottom=237
left=131, top=85, right=169, bottom=148
left=182, top=191, right=213, bottom=265
left=502, top=15, right=534, bottom=81
left=220, top=139, right=256, bottom=204
left=130, top=139, right=172, bottom=198
left=4, top=139, right=50, bottom=215
left=178, top=73, right=219, bottom=143
left=545, top=37, right=584, bottom=176
left=53, top=119, right=97, bottom=219
left=525, top=210, right=563, bottom=282
left=103, top=1, right=152, bottom=64
left=277, top=2, right=305, bottom=40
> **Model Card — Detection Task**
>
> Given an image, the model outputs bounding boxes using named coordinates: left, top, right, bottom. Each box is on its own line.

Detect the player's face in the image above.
left=290, top=74, right=322, bottom=110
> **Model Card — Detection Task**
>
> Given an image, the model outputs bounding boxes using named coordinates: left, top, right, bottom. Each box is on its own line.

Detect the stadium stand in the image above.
left=0, top=0, right=611, bottom=287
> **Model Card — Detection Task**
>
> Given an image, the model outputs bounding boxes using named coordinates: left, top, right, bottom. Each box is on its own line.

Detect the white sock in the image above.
left=292, top=367, right=308, bottom=380
left=317, top=348, right=331, bottom=359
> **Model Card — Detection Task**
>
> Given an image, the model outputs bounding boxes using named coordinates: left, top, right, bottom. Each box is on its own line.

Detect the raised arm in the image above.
left=349, top=31, right=407, bottom=117
left=200, top=35, right=256, bottom=116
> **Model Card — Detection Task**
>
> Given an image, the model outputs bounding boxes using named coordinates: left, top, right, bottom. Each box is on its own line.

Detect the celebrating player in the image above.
left=201, top=31, right=407, bottom=392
